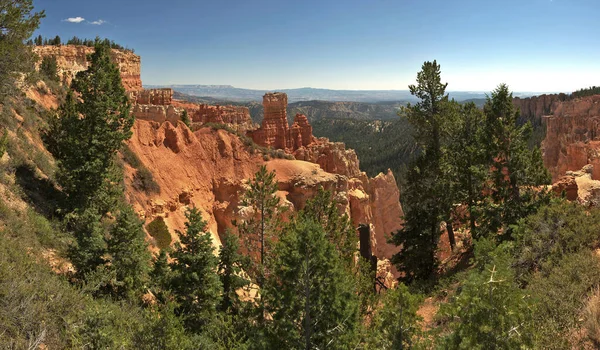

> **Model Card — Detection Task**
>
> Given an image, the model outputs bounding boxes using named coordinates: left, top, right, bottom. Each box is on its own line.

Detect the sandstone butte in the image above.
left=35, top=45, right=404, bottom=281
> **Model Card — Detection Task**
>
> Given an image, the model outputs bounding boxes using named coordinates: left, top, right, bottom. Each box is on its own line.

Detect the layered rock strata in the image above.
left=133, top=88, right=173, bottom=105
left=542, top=95, right=600, bottom=181
left=513, top=94, right=568, bottom=124
left=33, top=45, right=142, bottom=91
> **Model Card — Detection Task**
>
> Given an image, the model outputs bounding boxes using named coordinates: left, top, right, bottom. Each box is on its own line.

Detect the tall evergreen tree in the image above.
left=445, top=101, right=488, bottom=239
left=218, top=230, right=249, bottom=313
left=263, top=215, right=359, bottom=350
left=0, top=0, right=45, bottom=94
left=44, top=40, right=134, bottom=211
left=170, top=208, right=222, bottom=332
left=302, top=187, right=356, bottom=264
left=480, top=84, right=551, bottom=239
left=66, top=207, right=107, bottom=279
left=238, top=165, right=282, bottom=286
left=150, top=248, right=172, bottom=304
left=107, top=205, right=152, bottom=301
left=392, top=60, right=451, bottom=282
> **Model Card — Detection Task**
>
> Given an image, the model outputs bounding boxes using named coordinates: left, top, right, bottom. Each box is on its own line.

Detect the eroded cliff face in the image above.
left=33, top=45, right=142, bottom=91
left=542, top=95, right=600, bottom=181
left=513, top=93, right=569, bottom=124
left=125, top=118, right=402, bottom=266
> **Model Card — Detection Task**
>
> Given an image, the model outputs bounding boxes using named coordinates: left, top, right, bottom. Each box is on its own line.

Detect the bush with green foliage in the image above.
left=146, top=216, right=172, bottom=249
left=365, top=283, right=422, bottom=349
left=512, top=200, right=600, bottom=281
left=40, top=55, right=59, bottom=81
left=439, top=241, right=534, bottom=349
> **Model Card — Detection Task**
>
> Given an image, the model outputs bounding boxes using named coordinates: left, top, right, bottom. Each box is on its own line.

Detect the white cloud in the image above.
left=63, top=17, right=85, bottom=23
left=90, top=19, right=106, bottom=25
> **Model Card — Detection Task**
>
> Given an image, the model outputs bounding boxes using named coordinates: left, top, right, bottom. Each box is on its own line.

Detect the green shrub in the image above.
left=146, top=216, right=172, bottom=249
left=528, top=250, right=600, bottom=349
left=40, top=56, right=59, bottom=82
left=121, top=144, right=142, bottom=168
left=512, top=200, right=600, bottom=281
left=133, top=167, right=160, bottom=194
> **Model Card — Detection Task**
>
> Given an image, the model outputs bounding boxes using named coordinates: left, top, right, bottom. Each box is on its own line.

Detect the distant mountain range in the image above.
left=146, top=84, right=543, bottom=103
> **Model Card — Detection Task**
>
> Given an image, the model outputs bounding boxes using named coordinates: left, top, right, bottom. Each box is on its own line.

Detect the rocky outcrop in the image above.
left=513, top=93, right=569, bottom=124
left=33, top=45, right=142, bottom=91
left=294, top=140, right=362, bottom=178
left=133, top=88, right=173, bottom=105
left=542, top=95, right=600, bottom=181
left=249, top=93, right=316, bottom=151
left=125, top=120, right=403, bottom=268
left=190, top=104, right=253, bottom=128
left=551, top=165, right=600, bottom=206
left=131, top=104, right=181, bottom=124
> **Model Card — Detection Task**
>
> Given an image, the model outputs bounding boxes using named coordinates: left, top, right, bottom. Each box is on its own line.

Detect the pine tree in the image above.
left=218, top=230, right=249, bottom=313
left=66, top=207, right=107, bottom=279
left=170, top=208, right=222, bottom=333
left=480, top=84, right=551, bottom=239
left=107, top=205, right=151, bottom=300
left=150, top=248, right=172, bottom=304
left=238, top=165, right=282, bottom=286
left=302, top=187, right=356, bottom=264
left=263, top=215, right=359, bottom=349
left=34, top=34, right=43, bottom=45
left=181, top=109, right=191, bottom=128
left=44, top=40, right=134, bottom=211
left=39, top=55, right=58, bottom=81
left=392, top=60, right=451, bottom=282
left=0, top=0, right=45, bottom=94
left=445, top=101, right=488, bottom=239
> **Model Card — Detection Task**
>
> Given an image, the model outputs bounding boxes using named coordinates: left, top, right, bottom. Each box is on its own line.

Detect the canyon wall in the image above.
left=542, top=95, right=600, bottom=181
left=513, top=93, right=569, bottom=125
left=126, top=120, right=402, bottom=264
left=33, top=45, right=142, bottom=91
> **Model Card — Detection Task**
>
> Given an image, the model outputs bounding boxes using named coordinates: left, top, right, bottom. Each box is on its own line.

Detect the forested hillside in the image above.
left=312, top=118, right=415, bottom=187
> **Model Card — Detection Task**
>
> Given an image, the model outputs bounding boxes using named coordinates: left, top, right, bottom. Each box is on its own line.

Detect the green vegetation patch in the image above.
left=146, top=216, right=172, bottom=249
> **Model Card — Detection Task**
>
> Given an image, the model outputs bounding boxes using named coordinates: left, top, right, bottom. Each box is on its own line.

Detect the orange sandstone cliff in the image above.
left=125, top=92, right=403, bottom=267
left=513, top=93, right=569, bottom=123
left=542, top=95, right=600, bottom=182
left=33, top=45, right=142, bottom=92
left=34, top=46, right=403, bottom=273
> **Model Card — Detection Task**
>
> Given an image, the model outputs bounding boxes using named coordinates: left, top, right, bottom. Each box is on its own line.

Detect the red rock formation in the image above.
left=191, top=104, right=252, bottom=126
left=513, top=93, right=569, bottom=123
left=134, top=88, right=173, bottom=105
left=292, top=113, right=314, bottom=147
left=542, top=95, right=600, bottom=181
left=294, top=139, right=362, bottom=178
left=125, top=119, right=402, bottom=267
left=250, top=93, right=316, bottom=151
left=33, top=45, right=142, bottom=91
left=132, top=104, right=181, bottom=124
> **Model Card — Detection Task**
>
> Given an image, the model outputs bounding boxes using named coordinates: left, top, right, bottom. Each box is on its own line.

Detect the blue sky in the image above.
left=34, top=0, right=600, bottom=92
